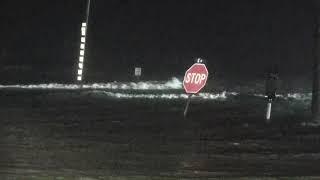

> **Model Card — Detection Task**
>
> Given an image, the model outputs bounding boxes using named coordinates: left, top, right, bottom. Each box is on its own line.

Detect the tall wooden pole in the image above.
left=312, top=15, right=320, bottom=122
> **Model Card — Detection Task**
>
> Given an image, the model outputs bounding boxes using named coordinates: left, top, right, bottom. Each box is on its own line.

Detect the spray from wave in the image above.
left=0, top=77, right=313, bottom=102
left=98, top=91, right=233, bottom=100
left=0, top=77, right=183, bottom=90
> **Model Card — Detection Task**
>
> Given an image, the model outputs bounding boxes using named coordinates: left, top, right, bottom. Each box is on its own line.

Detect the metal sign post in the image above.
left=183, top=94, right=192, bottom=117
left=265, top=68, right=279, bottom=123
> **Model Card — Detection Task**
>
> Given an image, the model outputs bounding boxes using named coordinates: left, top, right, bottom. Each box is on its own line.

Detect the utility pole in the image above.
left=312, top=12, right=320, bottom=123
left=77, top=0, right=91, bottom=82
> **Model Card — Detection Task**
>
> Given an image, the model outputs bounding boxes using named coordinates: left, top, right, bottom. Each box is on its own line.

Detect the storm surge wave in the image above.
left=0, top=77, right=312, bottom=102
left=93, top=91, right=311, bottom=102
left=97, top=91, right=233, bottom=100
left=0, top=77, right=183, bottom=90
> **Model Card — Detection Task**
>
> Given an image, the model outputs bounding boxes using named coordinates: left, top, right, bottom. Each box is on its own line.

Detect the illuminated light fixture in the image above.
left=82, top=22, right=87, bottom=27
left=80, top=43, right=85, bottom=50
left=78, top=62, right=83, bottom=69
left=78, top=69, right=83, bottom=75
left=77, top=76, right=82, bottom=81
left=80, top=50, right=85, bottom=56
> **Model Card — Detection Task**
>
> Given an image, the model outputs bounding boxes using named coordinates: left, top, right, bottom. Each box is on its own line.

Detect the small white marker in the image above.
left=266, top=100, right=272, bottom=123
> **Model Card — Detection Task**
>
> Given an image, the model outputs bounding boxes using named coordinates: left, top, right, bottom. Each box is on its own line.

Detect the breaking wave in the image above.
left=252, top=93, right=312, bottom=102
left=0, top=77, right=313, bottom=102
left=98, top=91, right=234, bottom=100
left=0, top=77, right=183, bottom=90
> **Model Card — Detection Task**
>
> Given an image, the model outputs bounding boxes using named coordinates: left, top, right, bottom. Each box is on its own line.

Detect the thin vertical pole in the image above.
left=312, top=15, right=320, bottom=122
left=184, top=95, right=192, bottom=117
left=77, top=0, right=91, bottom=83
left=85, top=0, right=91, bottom=26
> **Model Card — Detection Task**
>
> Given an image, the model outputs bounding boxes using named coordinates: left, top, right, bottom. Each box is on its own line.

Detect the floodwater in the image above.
left=0, top=79, right=319, bottom=179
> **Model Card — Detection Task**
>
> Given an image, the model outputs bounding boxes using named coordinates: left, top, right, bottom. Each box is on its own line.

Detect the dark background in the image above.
left=0, top=0, right=315, bottom=85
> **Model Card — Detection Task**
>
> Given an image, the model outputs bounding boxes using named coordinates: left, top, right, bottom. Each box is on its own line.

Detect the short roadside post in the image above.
left=265, top=71, right=279, bottom=123
left=266, top=99, right=272, bottom=122
left=183, top=62, right=209, bottom=117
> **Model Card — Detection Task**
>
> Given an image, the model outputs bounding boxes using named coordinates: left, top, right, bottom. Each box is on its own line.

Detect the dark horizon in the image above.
left=0, top=0, right=316, bottom=84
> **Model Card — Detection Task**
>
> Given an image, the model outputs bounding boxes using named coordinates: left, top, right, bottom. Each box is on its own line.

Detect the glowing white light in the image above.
left=80, top=43, right=85, bottom=50
left=81, top=37, right=86, bottom=43
left=78, top=63, right=83, bottom=69
left=78, top=69, right=83, bottom=75
left=79, top=56, right=84, bottom=62
left=77, top=76, right=82, bottom=81
left=80, top=50, right=85, bottom=56
left=196, top=58, right=204, bottom=63
left=82, top=22, right=87, bottom=27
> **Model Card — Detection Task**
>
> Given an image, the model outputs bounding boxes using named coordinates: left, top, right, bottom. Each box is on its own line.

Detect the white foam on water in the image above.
left=0, top=77, right=313, bottom=102
left=0, top=77, right=183, bottom=90
left=252, top=93, right=312, bottom=101
left=286, top=93, right=312, bottom=101
left=99, top=91, right=232, bottom=100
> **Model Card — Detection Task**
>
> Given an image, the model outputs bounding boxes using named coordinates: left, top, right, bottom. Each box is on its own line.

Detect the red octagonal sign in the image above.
left=183, top=63, right=209, bottom=94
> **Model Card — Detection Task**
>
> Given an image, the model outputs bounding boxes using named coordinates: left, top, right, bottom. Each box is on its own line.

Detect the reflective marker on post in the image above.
left=80, top=43, right=85, bottom=50
left=78, top=69, right=83, bottom=75
left=81, top=37, right=86, bottom=43
left=266, top=100, right=272, bottom=123
left=77, top=23, right=87, bottom=82
left=76, top=0, right=91, bottom=83
left=81, top=27, right=86, bottom=36
left=78, top=63, right=83, bottom=69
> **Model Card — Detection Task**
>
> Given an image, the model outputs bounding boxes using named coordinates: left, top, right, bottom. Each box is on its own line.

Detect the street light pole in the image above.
left=77, top=0, right=91, bottom=83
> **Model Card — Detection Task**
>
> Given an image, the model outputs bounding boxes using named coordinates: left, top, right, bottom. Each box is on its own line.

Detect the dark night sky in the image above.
left=0, top=0, right=316, bottom=83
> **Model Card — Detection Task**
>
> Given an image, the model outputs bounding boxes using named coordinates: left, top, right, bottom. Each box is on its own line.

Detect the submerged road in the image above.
left=0, top=89, right=319, bottom=179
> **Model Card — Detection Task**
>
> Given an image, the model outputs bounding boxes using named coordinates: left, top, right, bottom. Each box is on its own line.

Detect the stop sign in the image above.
left=183, top=63, right=209, bottom=94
